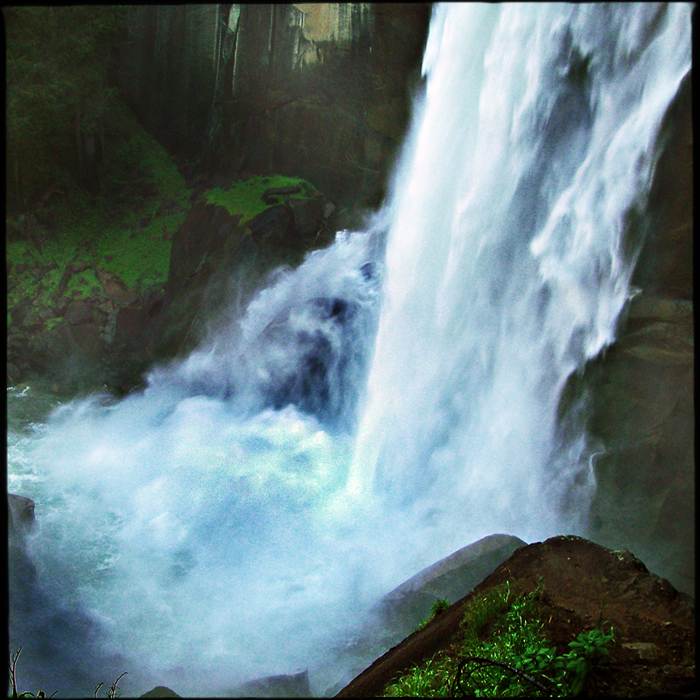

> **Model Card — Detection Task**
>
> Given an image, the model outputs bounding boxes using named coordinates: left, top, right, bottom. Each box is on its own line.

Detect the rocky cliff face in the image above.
left=118, top=3, right=431, bottom=211
left=583, top=72, right=694, bottom=596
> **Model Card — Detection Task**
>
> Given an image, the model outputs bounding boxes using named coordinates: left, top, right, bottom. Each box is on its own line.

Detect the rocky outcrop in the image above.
left=8, top=493, right=38, bottom=602
left=376, top=534, right=527, bottom=641
left=117, top=4, right=431, bottom=210
left=139, top=687, right=181, bottom=698
left=583, top=72, right=694, bottom=597
left=228, top=669, right=311, bottom=698
left=325, top=534, right=527, bottom=696
left=337, top=536, right=695, bottom=698
left=8, top=493, right=35, bottom=542
left=6, top=258, right=170, bottom=394
left=155, top=187, right=334, bottom=361
left=6, top=177, right=333, bottom=394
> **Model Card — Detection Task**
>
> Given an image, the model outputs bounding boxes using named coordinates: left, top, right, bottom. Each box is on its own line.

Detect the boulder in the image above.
left=289, top=196, right=325, bottom=238
left=262, top=185, right=302, bottom=204
left=8, top=493, right=35, bottom=541
left=229, top=669, right=310, bottom=698
left=247, top=204, right=295, bottom=249
left=336, top=536, right=695, bottom=698
left=377, top=534, right=527, bottom=639
left=325, top=534, right=528, bottom=695
left=8, top=494, right=38, bottom=609
left=139, top=686, right=181, bottom=698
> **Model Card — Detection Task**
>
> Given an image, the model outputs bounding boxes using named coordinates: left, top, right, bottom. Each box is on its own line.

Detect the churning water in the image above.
left=8, top=4, right=692, bottom=697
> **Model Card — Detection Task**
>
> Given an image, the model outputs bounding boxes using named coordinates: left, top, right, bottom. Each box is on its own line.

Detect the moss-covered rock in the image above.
left=6, top=101, right=191, bottom=393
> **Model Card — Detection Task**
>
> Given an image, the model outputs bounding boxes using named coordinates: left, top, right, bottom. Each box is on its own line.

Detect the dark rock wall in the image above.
left=118, top=5, right=227, bottom=157
left=118, top=3, right=431, bottom=209
left=584, top=72, right=694, bottom=596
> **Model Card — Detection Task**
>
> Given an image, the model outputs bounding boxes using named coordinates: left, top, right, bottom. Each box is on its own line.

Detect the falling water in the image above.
left=8, top=4, right=691, bottom=698
left=350, top=1, right=692, bottom=548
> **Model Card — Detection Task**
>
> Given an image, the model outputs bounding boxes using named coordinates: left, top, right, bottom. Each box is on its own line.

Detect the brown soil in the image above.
left=336, top=536, right=695, bottom=697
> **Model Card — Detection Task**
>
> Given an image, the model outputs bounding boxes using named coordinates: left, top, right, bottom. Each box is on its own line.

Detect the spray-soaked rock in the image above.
left=248, top=295, right=364, bottom=425
left=8, top=493, right=35, bottom=541
left=376, top=534, right=527, bottom=639
left=229, top=669, right=310, bottom=698
left=8, top=491, right=129, bottom=697
left=248, top=204, right=295, bottom=249
left=8, top=494, right=37, bottom=593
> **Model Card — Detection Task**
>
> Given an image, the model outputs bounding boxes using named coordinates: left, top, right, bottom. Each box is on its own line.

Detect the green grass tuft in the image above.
left=382, top=580, right=614, bottom=697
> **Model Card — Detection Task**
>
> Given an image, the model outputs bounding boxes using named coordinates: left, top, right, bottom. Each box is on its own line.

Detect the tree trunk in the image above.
left=76, top=110, right=85, bottom=184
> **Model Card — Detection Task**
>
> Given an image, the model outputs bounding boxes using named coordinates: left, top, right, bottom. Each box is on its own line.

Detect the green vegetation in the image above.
left=383, top=580, right=614, bottom=697
left=204, top=175, right=319, bottom=228
left=415, top=598, right=451, bottom=631
left=6, top=6, right=189, bottom=306
left=6, top=97, right=190, bottom=321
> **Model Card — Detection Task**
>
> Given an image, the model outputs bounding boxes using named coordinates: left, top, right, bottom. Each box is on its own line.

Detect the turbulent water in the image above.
left=8, top=4, right=692, bottom=698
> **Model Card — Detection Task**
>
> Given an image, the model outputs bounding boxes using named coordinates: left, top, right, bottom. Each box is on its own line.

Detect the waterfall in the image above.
left=8, top=4, right=691, bottom=698
left=350, top=2, right=692, bottom=546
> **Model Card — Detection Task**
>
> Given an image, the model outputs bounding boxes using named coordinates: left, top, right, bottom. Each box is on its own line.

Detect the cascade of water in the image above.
left=350, top=2, right=692, bottom=550
left=8, top=4, right=691, bottom=698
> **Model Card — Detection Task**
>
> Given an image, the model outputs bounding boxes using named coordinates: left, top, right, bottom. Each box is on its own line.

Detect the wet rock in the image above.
left=289, top=196, right=325, bottom=237
left=140, top=686, right=181, bottom=698
left=64, top=300, right=94, bottom=325
left=262, top=185, right=302, bottom=204
left=584, top=71, right=694, bottom=598
left=336, top=536, right=695, bottom=698
left=248, top=204, right=295, bottom=249
left=8, top=493, right=35, bottom=542
left=229, top=669, right=310, bottom=698
left=97, top=270, right=139, bottom=305
left=329, top=534, right=528, bottom=694
left=9, top=494, right=38, bottom=601
left=376, top=534, right=527, bottom=639
left=323, top=201, right=337, bottom=219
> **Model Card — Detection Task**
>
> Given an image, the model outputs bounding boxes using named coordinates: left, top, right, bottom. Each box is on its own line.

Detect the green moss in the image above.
left=93, top=225, right=173, bottom=291
left=7, top=103, right=188, bottom=327
left=97, top=100, right=191, bottom=210
left=66, top=269, right=102, bottom=299
left=204, top=175, right=319, bottom=227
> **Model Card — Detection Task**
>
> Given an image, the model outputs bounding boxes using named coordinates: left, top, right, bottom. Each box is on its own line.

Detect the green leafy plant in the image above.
left=415, top=598, right=451, bottom=631
left=383, top=579, right=615, bottom=698
left=549, top=627, right=615, bottom=696
left=385, top=655, right=456, bottom=697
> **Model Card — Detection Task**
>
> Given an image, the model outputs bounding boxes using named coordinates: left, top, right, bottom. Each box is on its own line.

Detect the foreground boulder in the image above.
left=337, top=535, right=695, bottom=697
left=8, top=494, right=38, bottom=597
